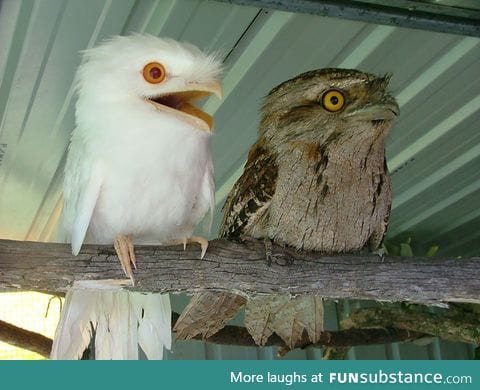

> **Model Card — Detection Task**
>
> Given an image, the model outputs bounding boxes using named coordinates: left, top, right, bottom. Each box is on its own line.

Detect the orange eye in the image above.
left=143, top=62, right=166, bottom=84
left=322, top=89, right=345, bottom=112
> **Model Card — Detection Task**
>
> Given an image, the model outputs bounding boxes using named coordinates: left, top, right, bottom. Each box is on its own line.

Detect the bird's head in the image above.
left=75, top=34, right=222, bottom=133
left=260, top=68, right=399, bottom=145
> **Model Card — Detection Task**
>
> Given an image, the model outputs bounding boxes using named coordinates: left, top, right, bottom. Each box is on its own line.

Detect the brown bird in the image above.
left=175, top=68, right=399, bottom=348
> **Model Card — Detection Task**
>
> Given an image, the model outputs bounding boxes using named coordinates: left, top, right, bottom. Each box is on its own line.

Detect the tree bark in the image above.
left=0, top=238, right=479, bottom=306
left=170, top=312, right=423, bottom=349
left=0, top=319, right=52, bottom=357
left=342, top=305, right=480, bottom=345
left=0, top=313, right=424, bottom=358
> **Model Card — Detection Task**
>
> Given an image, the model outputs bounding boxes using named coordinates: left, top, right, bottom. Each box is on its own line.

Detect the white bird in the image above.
left=50, top=34, right=222, bottom=359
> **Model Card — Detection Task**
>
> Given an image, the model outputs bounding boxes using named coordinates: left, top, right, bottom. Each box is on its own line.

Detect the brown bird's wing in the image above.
left=174, top=142, right=278, bottom=340
left=219, top=141, right=278, bottom=238
left=368, top=162, right=392, bottom=251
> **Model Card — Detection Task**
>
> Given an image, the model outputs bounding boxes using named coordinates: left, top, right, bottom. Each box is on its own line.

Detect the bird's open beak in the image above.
left=146, top=80, right=222, bottom=132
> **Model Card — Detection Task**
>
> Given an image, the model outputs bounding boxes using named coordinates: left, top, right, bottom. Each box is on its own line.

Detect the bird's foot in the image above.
left=264, top=238, right=273, bottom=266
left=372, top=244, right=388, bottom=262
left=264, top=239, right=293, bottom=266
left=187, top=236, right=209, bottom=259
left=114, top=234, right=136, bottom=286
left=171, top=236, right=209, bottom=259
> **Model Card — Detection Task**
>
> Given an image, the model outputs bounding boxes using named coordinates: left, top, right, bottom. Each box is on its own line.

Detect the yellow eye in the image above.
left=322, top=89, right=345, bottom=112
left=143, top=62, right=166, bottom=84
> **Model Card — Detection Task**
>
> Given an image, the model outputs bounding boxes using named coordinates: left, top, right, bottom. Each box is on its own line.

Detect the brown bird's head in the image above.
left=260, top=68, right=399, bottom=146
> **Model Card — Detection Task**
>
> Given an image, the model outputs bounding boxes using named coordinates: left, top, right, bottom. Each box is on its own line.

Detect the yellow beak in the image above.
left=147, top=80, right=223, bottom=132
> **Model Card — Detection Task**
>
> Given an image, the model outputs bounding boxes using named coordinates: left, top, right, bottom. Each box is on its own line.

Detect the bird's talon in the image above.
left=200, top=242, right=208, bottom=259
left=266, top=253, right=272, bottom=266
left=373, top=245, right=387, bottom=261
left=185, top=236, right=209, bottom=259
left=171, top=236, right=209, bottom=258
left=264, top=239, right=273, bottom=266
left=114, top=234, right=136, bottom=281
left=127, top=237, right=137, bottom=270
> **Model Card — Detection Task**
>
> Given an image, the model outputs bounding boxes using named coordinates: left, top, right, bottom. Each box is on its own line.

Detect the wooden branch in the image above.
left=342, top=305, right=480, bottom=345
left=0, top=238, right=479, bottom=306
left=186, top=325, right=424, bottom=352
left=321, top=347, right=350, bottom=360
left=0, top=312, right=423, bottom=358
left=0, top=319, right=52, bottom=358
left=171, top=312, right=424, bottom=348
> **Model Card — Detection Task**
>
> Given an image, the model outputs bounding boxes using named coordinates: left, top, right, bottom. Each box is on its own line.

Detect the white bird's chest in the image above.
left=86, top=126, right=210, bottom=244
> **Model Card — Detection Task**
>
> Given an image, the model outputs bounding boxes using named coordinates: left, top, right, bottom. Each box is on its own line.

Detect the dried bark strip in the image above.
left=0, top=238, right=479, bottom=305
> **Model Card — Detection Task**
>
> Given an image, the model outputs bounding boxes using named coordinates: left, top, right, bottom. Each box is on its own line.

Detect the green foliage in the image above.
left=383, top=237, right=439, bottom=257
left=425, top=245, right=439, bottom=257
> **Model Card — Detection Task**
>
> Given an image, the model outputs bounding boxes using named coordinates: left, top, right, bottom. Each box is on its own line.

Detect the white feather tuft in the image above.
left=50, top=288, right=97, bottom=359
left=132, top=293, right=172, bottom=360
left=51, top=282, right=172, bottom=360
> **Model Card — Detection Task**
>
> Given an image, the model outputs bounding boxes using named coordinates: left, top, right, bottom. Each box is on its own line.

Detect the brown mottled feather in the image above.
left=174, top=293, right=247, bottom=340
left=220, top=142, right=278, bottom=239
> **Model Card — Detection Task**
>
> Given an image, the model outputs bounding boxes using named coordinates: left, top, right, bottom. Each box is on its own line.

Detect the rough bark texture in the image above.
left=195, top=322, right=424, bottom=350
left=321, top=347, right=350, bottom=360
left=0, top=319, right=52, bottom=357
left=0, top=238, right=479, bottom=306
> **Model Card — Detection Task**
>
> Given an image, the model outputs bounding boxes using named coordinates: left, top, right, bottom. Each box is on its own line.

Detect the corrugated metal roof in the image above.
left=0, top=0, right=478, bottom=359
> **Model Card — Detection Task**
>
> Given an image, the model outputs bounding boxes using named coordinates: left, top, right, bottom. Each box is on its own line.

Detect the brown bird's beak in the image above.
left=146, top=80, right=223, bottom=132
left=345, top=97, right=399, bottom=122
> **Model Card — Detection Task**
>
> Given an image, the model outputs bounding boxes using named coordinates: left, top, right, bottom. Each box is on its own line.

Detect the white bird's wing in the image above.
left=201, top=148, right=215, bottom=233
left=186, top=143, right=215, bottom=234
left=60, top=131, right=103, bottom=253
left=70, top=170, right=102, bottom=254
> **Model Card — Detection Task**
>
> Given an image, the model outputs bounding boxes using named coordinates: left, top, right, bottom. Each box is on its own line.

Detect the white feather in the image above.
left=50, top=287, right=97, bottom=359
left=132, top=293, right=172, bottom=360
left=51, top=35, right=220, bottom=360
left=70, top=168, right=103, bottom=255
